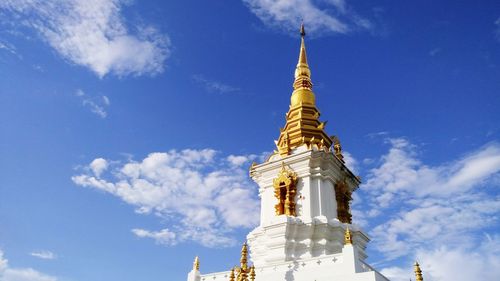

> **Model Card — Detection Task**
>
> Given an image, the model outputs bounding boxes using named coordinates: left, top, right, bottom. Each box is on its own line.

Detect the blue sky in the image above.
left=0, top=1, right=499, bottom=281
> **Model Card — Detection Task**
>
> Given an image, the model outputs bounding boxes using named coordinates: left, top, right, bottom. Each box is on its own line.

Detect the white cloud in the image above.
left=30, top=251, right=56, bottom=260
left=363, top=139, right=500, bottom=200
left=0, top=0, right=169, bottom=77
left=75, top=89, right=110, bottom=118
left=132, top=228, right=177, bottom=246
left=351, top=138, right=500, bottom=274
left=0, top=250, right=57, bottom=281
left=382, top=236, right=500, bottom=281
left=227, top=154, right=257, bottom=167
left=192, top=74, right=240, bottom=94
left=72, top=149, right=260, bottom=247
left=242, top=0, right=371, bottom=35
left=90, top=158, right=108, bottom=177
left=342, top=151, right=358, bottom=174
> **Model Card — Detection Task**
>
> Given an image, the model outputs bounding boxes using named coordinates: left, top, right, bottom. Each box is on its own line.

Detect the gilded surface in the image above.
left=229, top=242, right=255, bottom=281
left=275, top=24, right=333, bottom=156
left=344, top=227, right=353, bottom=245
left=193, top=256, right=199, bottom=271
left=414, top=262, right=424, bottom=281
left=335, top=179, right=353, bottom=223
left=273, top=163, right=298, bottom=216
left=332, top=135, right=344, bottom=162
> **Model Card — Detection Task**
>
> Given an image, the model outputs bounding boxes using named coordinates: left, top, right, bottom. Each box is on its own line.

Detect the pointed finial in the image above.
left=344, top=226, right=353, bottom=245
left=293, top=23, right=313, bottom=92
left=249, top=266, right=256, bottom=281
left=229, top=267, right=235, bottom=281
left=240, top=242, right=248, bottom=270
left=414, top=261, right=423, bottom=281
left=193, top=256, right=200, bottom=271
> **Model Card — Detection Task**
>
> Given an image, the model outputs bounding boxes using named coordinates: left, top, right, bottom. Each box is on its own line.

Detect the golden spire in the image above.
left=344, top=226, right=353, bottom=245
left=249, top=266, right=256, bottom=281
left=414, top=261, right=424, bottom=281
left=293, top=23, right=313, bottom=92
left=275, top=23, right=333, bottom=156
left=229, top=267, right=235, bottom=281
left=240, top=242, right=248, bottom=270
left=193, top=256, right=200, bottom=271
left=229, top=242, right=254, bottom=281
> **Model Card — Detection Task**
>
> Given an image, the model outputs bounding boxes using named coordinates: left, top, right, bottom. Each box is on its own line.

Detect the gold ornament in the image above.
left=273, top=163, right=298, bottom=216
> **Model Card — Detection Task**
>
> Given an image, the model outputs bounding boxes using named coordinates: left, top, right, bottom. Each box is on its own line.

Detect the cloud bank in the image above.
left=0, top=0, right=170, bottom=77
left=352, top=138, right=500, bottom=280
left=71, top=138, right=500, bottom=280
left=72, top=149, right=260, bottom=247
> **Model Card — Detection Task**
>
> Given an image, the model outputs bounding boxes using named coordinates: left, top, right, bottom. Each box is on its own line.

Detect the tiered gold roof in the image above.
left=276, top=24, right=334, bottom=157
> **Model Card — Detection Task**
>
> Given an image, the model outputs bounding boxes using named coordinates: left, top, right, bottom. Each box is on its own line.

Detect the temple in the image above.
left=186, top=25, right=424, bottom=281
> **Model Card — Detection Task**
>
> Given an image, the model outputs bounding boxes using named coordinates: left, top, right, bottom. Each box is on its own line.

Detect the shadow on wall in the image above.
left=284, top=260, right=300, bottom=281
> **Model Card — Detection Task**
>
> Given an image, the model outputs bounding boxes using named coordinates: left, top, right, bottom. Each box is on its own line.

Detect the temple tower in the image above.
left=244, top=25, right=388, bottom=280
left=188, top=25, right=390, bottom=281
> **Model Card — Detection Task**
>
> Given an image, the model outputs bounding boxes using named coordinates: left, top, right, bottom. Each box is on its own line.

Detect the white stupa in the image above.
left=187, top=24, right=392, bottom=281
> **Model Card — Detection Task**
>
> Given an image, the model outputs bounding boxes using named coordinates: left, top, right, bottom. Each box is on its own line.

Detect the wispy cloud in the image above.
left=242, top=0, right=371, bottom=35
left=0, top=0, right=170, bottom=77
left=0, top=40, right=21, bottom=58
left=495, top=17, right=500, bottom=41
left=76, top=89, right=110, bottom=118
left=30, top=250, right=56, bottom=260
left=192, top=74, right=240, bottom=94
left=429, top=47, right=441, bottom=56
left=1, top=249, right=57, bottom=281
left=72, top=149, right=260, bottom=247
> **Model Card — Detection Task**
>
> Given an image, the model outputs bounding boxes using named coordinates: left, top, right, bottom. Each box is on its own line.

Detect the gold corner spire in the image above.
left=249, top=266, right=256, bottom=281
left=229, top=267, right=235, bottom=281
left=414, top=261, right=423, bottom=281
left=229, top=242, right=255, bottom=281
left=193, top=256, right=199, bottom=271
left=275, top=23, right=333, bottom=156
left=344, top=226, right=353, bottom=245
left=240, top=242, right=248, bottom=270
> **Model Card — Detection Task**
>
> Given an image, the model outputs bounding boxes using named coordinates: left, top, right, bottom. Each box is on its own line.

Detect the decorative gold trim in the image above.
left=332, top=135, right=344, bottom=162
left=273, top=163, right=298, bottom=216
